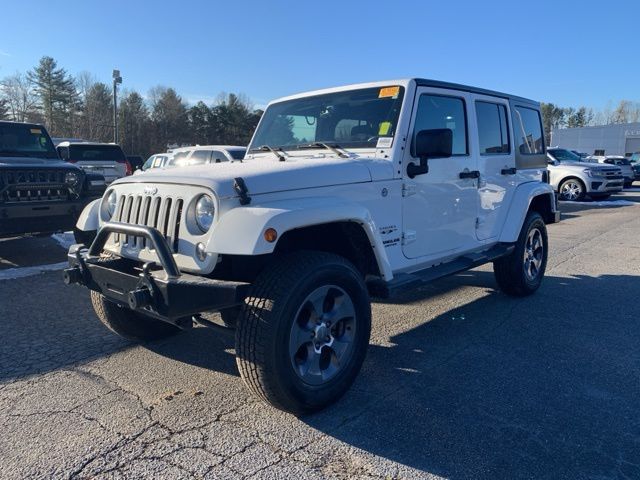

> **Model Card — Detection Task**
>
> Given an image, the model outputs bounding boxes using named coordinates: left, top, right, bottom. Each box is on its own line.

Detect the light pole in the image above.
left=112, top=69, right=122, bottom=144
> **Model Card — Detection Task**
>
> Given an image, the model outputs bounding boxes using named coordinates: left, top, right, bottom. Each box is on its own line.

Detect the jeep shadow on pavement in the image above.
left=65, top=78, right=561, bottom=414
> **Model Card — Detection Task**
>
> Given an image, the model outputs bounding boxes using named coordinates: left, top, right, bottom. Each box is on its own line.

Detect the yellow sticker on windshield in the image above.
left=30, top=128, right=42, bottom=134
left=378, top=122, right=391, bottom=135
left=379, top=86, right=400, bottom=99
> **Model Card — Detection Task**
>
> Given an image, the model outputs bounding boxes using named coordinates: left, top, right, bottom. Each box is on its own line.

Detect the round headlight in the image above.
left=106, top=190, right=118, bottom=217
left=65, top=171, right=80, bottom=187
left=195, top=195, right=214, bottom=232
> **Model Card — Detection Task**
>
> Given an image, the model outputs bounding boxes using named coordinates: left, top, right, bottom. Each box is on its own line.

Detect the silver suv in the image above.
left=547, top=148, right=623, bottom=201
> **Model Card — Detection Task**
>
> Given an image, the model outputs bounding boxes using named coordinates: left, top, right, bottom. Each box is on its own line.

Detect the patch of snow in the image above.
left=0, top=262, right=68, bottom=281
left=51, top=231, right=75, bottom=249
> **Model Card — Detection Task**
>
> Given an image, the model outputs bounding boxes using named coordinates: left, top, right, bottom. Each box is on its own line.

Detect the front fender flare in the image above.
left=75, top=198, right=101, bottom=232
left=207, top=197, right=393, bottom=280
left=499, top=182, right=557, bottom=243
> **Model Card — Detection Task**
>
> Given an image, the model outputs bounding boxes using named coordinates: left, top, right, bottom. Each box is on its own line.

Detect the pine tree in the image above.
left=118, top=91, right=152, bottom=156
left=28, top=56, right=78, bottom=136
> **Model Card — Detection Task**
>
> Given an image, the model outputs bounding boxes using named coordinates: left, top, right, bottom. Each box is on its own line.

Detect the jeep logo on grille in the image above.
left=143, top=186, right=158, bottom=195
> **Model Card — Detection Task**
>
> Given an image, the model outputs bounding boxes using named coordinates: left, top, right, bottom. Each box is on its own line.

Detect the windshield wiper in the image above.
left=255, top=145, right=287, bottom=162
left=296, top=142, right=349, bottom=158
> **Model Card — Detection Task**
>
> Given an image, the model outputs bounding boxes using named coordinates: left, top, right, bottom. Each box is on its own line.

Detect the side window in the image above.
left=513, top=106, right=544, bottom=155
left=190, top=150, right=211, bottom=163
left=413, top=94, right=468, bottom=156
left=476, top=101, right=510, bottom=155
left=211, top=150, right=227, bottom=163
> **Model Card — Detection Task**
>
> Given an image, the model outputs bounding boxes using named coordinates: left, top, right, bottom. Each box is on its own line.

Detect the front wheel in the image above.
left=493, top=212, right=548, bottom=297
left=235, top=251, right=371, bottom=414
left=91, top=291, right=181, bottom=341
left=558, top=178, right=585, bottom=201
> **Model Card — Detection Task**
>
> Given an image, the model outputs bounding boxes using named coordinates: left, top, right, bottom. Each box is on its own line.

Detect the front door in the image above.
left=402, top=88, right=479, bottom=259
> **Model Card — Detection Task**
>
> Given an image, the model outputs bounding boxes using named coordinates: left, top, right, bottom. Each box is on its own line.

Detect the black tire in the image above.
left=90, top=291, right=181, bottom=341
left=73, top=227, right=96, bottom=247
left=558, top=178, right=585, bottom=201
left=590, top=194, right=611, bottom=201
left=235, top=251, right=371, bottom=414
left=493, top=211, right=548, bottom=297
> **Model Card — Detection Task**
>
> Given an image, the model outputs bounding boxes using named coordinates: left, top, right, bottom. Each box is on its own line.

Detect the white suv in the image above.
left=67, top=79, right=559, bottom=413
left=57, top=141, right=129, bottom=184
left=166, top=145, right=246, bottom=167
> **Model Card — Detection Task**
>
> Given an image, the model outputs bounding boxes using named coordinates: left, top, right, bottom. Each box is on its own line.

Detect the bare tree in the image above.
left=0, top=73, right=39, bottom=122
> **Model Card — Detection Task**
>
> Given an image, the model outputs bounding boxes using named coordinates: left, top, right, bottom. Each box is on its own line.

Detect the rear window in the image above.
left=69, top=144, right=126, bottom=162
left=228, top=149, right=246, bottom=160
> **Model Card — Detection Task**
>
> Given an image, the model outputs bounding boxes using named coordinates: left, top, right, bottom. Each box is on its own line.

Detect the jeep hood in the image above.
left=113, top=156, right=390, bottom=197
left=0, top=156, right=72, bottom=168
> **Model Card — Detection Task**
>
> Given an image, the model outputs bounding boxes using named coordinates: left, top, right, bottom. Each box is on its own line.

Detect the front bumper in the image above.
left=0, top=199, right=86, bottom=237
left=64, top=222, right=249, bottom=325
left=588, top=178, right=623, bottom=193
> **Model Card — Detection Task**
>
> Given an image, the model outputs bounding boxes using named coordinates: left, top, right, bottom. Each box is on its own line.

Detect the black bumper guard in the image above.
left=63, top=222, right=249, bottom=324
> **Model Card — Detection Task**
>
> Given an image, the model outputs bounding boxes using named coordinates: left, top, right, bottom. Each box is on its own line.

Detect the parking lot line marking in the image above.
left=0, top=261, right=68, bottom=281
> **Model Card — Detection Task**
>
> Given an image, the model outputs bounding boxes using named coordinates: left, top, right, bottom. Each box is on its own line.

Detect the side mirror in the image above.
left=407, top=128, right=453, bottom=178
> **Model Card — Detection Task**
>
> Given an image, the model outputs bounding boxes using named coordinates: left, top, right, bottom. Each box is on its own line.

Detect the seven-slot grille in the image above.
left=0, top=169, right=72, bottom=204
left=112, top=193, right=184, bottom=253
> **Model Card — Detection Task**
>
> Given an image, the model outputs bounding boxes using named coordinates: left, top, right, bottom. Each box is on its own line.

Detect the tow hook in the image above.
left=128, top=287, right=152, bottom=309
left=63, top=266, right=84, bottom=285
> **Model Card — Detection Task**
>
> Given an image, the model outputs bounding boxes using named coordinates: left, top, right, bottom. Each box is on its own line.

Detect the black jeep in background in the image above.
left=0, top=121, right=106, bottom=238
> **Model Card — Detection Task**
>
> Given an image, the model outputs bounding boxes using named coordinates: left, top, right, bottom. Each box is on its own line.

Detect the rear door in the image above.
left=470, top=95, right=516, bottom=240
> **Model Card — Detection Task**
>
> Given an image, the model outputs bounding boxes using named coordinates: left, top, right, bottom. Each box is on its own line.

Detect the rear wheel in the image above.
left=494, top=212, right=548, bottom=297
left=235, top=251, right=371, bottom=414
left=91, top=291, right=181, bottom=341
left=558, top=178, right=585, bottom=201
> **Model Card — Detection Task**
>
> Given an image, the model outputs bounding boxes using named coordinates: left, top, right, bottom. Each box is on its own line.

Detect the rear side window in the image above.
left=211, top=150, right=228, bottom=163
left=476, top=101, right=510, bottom=155
left=413, top=94, right=468, bottom=155
left=228, top=149, right=246, bottom=160
left=69, top=144, right=126, bottom=162
left=513, top=107, right=544, bottom=155
left=190, top=150, right=211, bottom=163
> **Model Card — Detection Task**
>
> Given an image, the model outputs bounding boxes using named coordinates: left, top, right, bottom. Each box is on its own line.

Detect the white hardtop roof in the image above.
left=269, top=79, right=412, bottom=105
left=171, top=145, right=246, bottom=153
left=57, top=141, right=119, bottom=147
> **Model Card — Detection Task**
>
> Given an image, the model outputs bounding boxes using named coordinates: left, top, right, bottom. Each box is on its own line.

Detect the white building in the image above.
left=551, top=123, right=640, bottom=157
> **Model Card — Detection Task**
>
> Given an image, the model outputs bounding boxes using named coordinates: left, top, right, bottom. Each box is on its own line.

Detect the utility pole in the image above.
left=112, top=69, right=122, bottom=144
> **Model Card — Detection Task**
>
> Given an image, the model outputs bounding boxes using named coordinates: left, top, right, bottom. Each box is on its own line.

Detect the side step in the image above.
left=368, top=243, right=514, bottom=299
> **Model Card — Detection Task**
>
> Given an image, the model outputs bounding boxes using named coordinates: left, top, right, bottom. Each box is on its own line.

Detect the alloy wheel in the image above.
left=289, top=285, right=356, bottom=386
left=523, top=227, right=544, bottom=282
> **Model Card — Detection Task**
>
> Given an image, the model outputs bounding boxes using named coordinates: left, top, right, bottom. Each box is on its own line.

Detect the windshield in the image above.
left=549, top=148, right=582, bottom=162
left=228, top=149, right=246, bottom=160
left=0, top=123, right=58, bottom=159
left=69, top=144, right=126, bottom=162
left=250, top=86, right=405, bottom=152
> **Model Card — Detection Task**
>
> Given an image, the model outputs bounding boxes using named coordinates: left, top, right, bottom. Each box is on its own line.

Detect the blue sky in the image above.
left=0, top=0, right=636, bottom=110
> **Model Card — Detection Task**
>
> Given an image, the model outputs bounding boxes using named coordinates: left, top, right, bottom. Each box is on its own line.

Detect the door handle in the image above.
left=459, top=170, right=480, bottom=179
left=501, top=167, right=517, bottom=175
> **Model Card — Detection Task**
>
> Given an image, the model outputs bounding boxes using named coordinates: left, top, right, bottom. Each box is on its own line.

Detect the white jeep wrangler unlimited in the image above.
left=65, top=79, right=559, bottom=414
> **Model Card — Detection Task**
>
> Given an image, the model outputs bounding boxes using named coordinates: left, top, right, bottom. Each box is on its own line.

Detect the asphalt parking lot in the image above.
left=1, top=189, right=639, bottom=480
